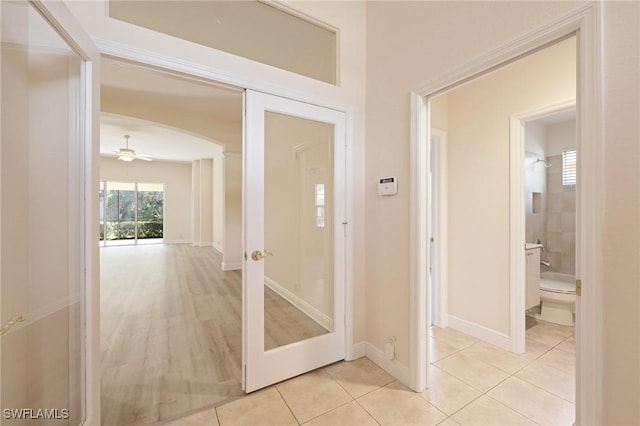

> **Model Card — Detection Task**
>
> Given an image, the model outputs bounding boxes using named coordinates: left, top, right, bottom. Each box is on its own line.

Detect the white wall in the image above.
left=526, top=121, right=546, bottom=156
left=546, top=119, right=577, bottom=156
left=101, top=157, right=192, bottom=243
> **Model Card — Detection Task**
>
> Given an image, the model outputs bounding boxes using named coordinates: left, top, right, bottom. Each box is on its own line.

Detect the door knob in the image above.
left=0, top=315, right=25, bottom=337
left=251, top=250, right=273, bottom=261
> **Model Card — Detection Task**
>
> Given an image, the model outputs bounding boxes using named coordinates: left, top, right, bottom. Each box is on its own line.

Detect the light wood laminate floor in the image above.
left=100, top=244, right=326, bottom=425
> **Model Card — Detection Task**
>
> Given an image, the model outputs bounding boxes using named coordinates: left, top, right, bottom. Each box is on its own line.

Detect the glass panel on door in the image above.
left=1, top=1, right=85, bottom=423
left=244, top=90, right=346, bottom=393
left=263, top=112, right=334, bottom=351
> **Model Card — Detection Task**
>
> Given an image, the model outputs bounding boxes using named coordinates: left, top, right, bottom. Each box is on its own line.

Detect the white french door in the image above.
left=0, top=1, right=97, bottom=424
left=243, top=90, right=346, bottom=392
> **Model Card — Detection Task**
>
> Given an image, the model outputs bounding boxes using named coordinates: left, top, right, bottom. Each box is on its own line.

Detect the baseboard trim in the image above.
left=221, top=262, right=242, bottom=271
left=163, top=239, right=191, bottom=244
left=348, top=341, right=367, bottom=360
left=213, top=242, right=223, bottom=253
left=264, top=277, right=333, bottom=332
left=364, top=342, right=410, bottom=387
left=448, top=315, right=511, bottom=351
left=192, top=242, right=213, bottom=247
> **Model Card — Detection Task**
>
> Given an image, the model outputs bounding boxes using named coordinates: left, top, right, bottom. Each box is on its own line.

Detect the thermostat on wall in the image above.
left=378, top=176, right=397, bottom=196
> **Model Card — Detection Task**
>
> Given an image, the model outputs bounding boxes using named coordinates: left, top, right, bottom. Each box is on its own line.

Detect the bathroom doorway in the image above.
left=419, top=34, right=580, bottom=421
left=426, top=36, right=577, bottom=349
left=522, top=106, right=577, bottom=327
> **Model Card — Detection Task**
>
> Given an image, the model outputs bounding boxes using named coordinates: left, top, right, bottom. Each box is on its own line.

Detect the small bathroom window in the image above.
left=562, top=149, right=577, bottom=186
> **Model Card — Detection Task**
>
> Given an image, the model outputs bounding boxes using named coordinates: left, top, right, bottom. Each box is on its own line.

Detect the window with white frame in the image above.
left=562, top=149, right=577, bottom=186
left=315, top=183, right=325, bottom=228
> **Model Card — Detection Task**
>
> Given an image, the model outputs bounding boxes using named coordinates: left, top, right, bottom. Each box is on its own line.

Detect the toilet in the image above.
left=539, top=275, right=576, bottom=326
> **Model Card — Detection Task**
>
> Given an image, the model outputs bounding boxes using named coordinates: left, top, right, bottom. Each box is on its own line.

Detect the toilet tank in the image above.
left=525, top=244, right=542, bottom=310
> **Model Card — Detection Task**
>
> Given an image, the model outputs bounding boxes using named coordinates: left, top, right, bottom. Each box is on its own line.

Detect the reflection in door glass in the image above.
left=1, top=1, right=84, bottom=424
left=264, top=112, right=334, bottom=351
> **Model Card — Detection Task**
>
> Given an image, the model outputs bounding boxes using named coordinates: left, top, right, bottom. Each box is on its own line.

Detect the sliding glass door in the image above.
left=100, top=181, right=164, bottom=245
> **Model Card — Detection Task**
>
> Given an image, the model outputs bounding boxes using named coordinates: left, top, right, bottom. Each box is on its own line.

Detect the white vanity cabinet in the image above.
left=525, top=244, right=543, bottom=310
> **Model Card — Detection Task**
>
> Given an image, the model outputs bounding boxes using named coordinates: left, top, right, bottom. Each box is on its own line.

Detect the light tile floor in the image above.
left=167, top=318, right=575, bottom=426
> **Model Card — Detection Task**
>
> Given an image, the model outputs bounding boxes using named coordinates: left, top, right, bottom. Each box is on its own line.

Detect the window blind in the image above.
left=562, top=149, right=577, bottom=186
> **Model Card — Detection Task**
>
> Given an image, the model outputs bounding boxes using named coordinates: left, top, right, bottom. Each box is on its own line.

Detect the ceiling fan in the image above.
left=116, top=135, right=152, bottom=162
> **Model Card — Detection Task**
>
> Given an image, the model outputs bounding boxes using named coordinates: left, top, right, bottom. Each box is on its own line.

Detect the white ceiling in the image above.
left=100, top=57, right=243, bottom=161
left=100, top=113, right=223, bottom=163
left=101, top=59, right=243, bottom=125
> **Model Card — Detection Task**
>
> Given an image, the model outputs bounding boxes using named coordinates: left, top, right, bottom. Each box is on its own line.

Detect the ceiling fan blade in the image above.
left=137, top=155, right=152, bottom=161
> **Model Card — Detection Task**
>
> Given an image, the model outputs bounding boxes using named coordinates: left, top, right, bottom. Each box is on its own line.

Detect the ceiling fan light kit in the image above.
left=116, top=135, right=152, bottom=162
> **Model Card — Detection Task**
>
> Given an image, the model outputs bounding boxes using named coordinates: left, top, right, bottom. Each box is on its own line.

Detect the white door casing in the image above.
left=409, top=4, right=603, bottom=426
left=509, top=99, right=576, bottom=354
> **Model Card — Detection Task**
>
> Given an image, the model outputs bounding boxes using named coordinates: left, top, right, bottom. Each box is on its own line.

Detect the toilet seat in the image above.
left=540, top=280, right=575, bottom=295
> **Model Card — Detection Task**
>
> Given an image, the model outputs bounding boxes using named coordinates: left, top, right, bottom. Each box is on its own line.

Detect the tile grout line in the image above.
left=430, top=326, right=575, bottom=425
left=273, top=385, right=303, bottom=425
left=352, top=395, right=383, bottom=426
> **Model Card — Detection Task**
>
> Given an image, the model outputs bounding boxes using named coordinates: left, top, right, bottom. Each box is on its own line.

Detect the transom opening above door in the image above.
left=108, top=0, right=338, bottom=84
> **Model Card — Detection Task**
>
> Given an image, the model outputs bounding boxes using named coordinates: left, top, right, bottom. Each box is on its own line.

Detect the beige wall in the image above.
left=100, top=157, right=192, bottom=243
left=192, top=159, right=214, bottom=246
left=200, top=159, right=214, bottom=245
left=445, top=39, right=575, bottom=335
left=223, top=155, right=243, bottom=270
left=366, top=1, right=582, bottom=361
left=367, top=1, right=639, bottom=422
left=213, top=154, right=224, bottom=251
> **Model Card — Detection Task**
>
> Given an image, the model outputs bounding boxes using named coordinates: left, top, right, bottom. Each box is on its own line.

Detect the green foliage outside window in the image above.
left=100, top=187, right=164, bottom=240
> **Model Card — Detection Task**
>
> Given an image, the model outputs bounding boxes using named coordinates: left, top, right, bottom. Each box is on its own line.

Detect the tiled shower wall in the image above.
left=545, top=154, right=576, bottom=275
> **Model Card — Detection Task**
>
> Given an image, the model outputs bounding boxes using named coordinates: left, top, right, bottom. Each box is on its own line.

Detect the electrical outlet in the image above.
left=385, top=336, right=396, bottom=360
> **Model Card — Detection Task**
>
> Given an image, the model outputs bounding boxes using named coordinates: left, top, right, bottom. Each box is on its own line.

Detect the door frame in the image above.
left=86, top=23, right=356, bottom=426
left=409, top=3, right=603, bottom=425
left=509, top=99, right=576, bottom=354
left=428, top=129, right=447, bottom=328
